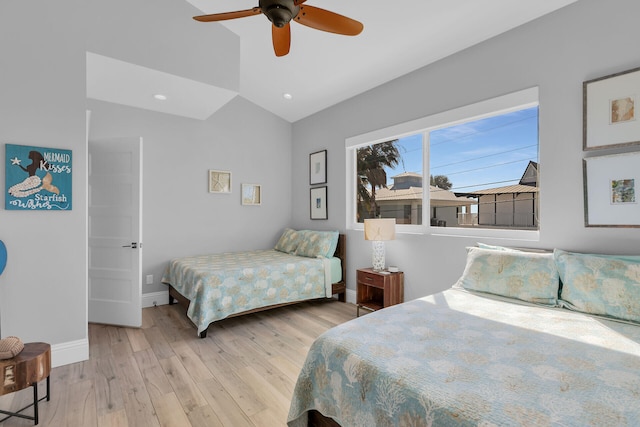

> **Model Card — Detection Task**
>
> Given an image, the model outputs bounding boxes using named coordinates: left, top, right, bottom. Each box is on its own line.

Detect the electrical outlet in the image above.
left=146, top=274, right=153, bottom=285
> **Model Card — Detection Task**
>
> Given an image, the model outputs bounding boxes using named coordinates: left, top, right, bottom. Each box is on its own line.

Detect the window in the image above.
left=430, top=106, right=539, bottom=230
left=347, top=87, right=539, bottom=237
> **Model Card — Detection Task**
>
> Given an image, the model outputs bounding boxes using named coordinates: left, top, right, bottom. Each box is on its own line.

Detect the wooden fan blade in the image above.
left=193, top=8, right=261, bottom=22
left=294, top=5, right=363, bottom=36
left=272, top=23, right=291, bottom=57
left=294, top=0, right=308, bottom=5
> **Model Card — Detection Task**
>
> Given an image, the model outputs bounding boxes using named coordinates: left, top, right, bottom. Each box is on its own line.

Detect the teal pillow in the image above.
left=554, top=249, right=640, bottom=323
left=274, top=228, right=303, bottom=254
left=457, top=247, right=560, bottom=305
left=294, top=230, right=339, bottom=258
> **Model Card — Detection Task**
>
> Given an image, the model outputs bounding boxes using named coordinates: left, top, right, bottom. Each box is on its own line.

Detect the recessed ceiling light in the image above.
left=154, top=94, right=167, bottom=101
left=283, top=93, right=293, bottom=100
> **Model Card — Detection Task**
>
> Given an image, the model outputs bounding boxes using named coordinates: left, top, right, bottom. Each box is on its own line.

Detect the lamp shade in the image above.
left=364, top=218, right=396, bottom=241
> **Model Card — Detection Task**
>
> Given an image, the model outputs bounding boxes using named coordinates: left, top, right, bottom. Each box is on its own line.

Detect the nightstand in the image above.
left=356, top=268, right=404, bottom=317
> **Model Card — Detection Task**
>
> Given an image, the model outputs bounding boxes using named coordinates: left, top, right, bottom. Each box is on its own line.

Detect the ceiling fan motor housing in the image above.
left=259, top=0, right=299, bottom=27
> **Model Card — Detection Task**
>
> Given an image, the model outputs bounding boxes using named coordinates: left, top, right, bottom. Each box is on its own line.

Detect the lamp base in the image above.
left=371, top=240, right=386, bottom=272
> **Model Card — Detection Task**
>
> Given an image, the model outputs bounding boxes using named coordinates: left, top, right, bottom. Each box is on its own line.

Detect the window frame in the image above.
left=346, top=87, right=540, bottom=241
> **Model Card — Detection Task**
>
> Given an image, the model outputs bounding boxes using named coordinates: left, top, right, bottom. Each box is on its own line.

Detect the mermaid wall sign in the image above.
left=5, top=143, right=72, bottom=211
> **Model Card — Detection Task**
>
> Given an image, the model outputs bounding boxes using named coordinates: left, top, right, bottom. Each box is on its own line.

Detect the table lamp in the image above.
left=364, top=218, right=396, bottom=271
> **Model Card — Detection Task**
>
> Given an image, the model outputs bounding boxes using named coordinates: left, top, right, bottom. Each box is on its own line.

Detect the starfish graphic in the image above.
left=10, top=157, right=21, bottom=165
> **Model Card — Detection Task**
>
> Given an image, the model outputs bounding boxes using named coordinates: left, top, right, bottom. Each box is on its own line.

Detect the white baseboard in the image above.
left=142, top=290, right=169, bottom=308
left=52, top=338, right=89, bottom=368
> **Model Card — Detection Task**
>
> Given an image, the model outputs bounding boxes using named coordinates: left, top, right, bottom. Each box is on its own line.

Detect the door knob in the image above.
left=122, top=242, right=138, bottom=249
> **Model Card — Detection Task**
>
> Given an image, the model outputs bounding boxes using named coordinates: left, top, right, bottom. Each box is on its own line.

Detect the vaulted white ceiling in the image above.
left=87, top=0, right=578, bottom=123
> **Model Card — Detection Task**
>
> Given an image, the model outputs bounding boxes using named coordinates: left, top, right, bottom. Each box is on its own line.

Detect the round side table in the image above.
left=0, top=342, right=51, bottom=425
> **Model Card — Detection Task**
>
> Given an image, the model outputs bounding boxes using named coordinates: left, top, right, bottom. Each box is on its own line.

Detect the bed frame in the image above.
left=168, top=234, right=347, bottom=338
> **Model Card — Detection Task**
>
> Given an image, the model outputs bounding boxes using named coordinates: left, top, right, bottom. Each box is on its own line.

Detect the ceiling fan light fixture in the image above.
left=194, top=0, right=363, bottom=57
left=266, top=5, right=292, bottom=27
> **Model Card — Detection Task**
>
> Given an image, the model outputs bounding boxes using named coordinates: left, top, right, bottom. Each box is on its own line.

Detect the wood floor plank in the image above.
left=143, top=326, right=176, bottom=361
left=126, top=327, right=151, bottom=352
left=142, top=306, right=156, bottom=329
left=186, top=404, right=224, bottom=427
left=98, top=408, right=129, bottom=427
left=169, top=340, right=213, bottom=384
left=202, top=356, right=267, bottom=418
left=92, top=356, right=126, bottom=418
left=185, top=334, right=223, bottom=363
left=133, top=348, right=174, bottom=402
left=250, top=407, right=288, bottom=427
left=89, top=323, right=115, bottom=359
left=227, top=337, right=296, bottom=399
left=235, top=365, right=291, bottom=420
left=269, top=354, right=303, bottom=383
left=196, top=377, right=254, bottom=427
left=152, top=392, right=192, bottom=427
left=66, top=378, right=97, bottom=427
left=116, top=355, right=159, bottom=427
left=159, top=356, right=208, bottom=413
left=4, top=300, right=355, bottom=426
left=251, top=408, right=287, bottom=427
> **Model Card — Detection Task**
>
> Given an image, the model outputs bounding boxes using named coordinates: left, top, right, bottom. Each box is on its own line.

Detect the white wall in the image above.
left=0, top=0, right=290, bottom=367
left=0, top=0, right=88, bottom=364
left=88, top=97, right=293, bottom=296
left=291, top=0, right=640, bottom=302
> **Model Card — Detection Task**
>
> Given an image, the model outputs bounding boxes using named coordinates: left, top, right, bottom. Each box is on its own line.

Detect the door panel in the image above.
left=88, top=137, right=142, bottom=327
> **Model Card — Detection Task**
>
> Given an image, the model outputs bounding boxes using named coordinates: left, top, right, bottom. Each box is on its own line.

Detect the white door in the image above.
left=88, top=137, right=142, bottom=327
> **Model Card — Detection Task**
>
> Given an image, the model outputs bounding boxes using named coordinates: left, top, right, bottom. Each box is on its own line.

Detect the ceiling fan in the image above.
left=193, top=0, right=364, bottom=57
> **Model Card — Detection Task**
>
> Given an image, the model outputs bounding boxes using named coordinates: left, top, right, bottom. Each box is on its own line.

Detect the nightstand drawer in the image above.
left=357, top=270, right=385, bottom=288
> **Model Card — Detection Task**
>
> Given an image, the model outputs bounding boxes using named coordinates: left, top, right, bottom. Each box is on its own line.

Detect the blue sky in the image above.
left=387, top=106, right=539, bottom=192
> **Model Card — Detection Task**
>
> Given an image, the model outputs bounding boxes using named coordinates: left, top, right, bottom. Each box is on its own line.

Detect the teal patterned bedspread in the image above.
left=288, top=288, right=640, bottom=426
left=162, top=249, right=331, bottom=335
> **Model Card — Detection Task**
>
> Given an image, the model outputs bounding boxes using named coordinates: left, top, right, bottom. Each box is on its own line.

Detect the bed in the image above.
left=162, top=230, right=346, bottom=338
left=288, top=246, right=640, bottom=426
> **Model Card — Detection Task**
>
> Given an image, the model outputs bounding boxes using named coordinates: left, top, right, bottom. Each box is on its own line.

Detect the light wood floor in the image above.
left=0, top=300, right=356, bottom=427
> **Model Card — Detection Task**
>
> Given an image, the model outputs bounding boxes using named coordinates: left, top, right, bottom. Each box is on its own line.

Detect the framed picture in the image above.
left=241, top=184, right=261, bottom=205
left=583, top=66, right=640, bottom=150
left=583, top=152, right=640, bottom=227
left=5, top=143, right=73, bottom=211
left=310, top=186, right=328, bottom=220
left=309, top=150, right=327, bottom=185
left=209, top=170, right=231, bottom=193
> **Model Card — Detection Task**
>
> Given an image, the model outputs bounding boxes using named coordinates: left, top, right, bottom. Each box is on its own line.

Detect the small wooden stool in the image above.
left=0, top=342, right=51, bottom=425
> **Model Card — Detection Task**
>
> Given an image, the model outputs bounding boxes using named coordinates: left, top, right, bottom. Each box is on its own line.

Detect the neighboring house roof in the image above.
left=376, top=186, right=475, bottom=207
left=519, top=161, right=539, bottom=186
left=454, top=162, right=540, bottom=197
left=391, top=172, right=422, bottom=179
left=456, top=184, right=539, bottom=197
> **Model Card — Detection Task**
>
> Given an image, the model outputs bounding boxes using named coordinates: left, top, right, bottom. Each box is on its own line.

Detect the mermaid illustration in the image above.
left=8, top=150, right=59, bottom=197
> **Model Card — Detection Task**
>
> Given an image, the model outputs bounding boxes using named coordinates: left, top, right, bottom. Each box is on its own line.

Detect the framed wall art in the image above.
left=5, top=143, right=73, bottom=210
left=310, top=186, right=328, bottom=220
left=583, top=151, right=640, bottom=227
left=209, top=170, right=231, bottom=193
left=309, top=150, right=327, bottom=185
left=241, top=184, right=261, bottom=205
left=583, top=66, right=640, bottom=150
